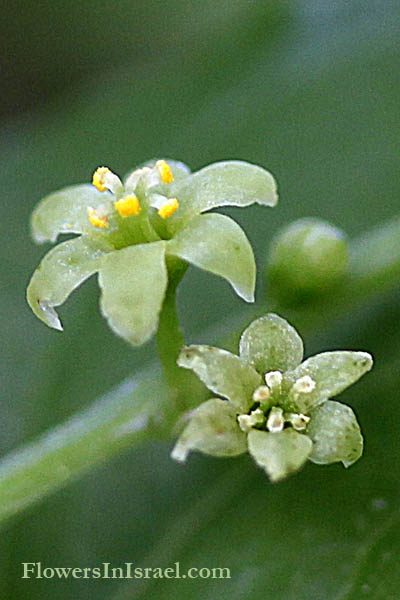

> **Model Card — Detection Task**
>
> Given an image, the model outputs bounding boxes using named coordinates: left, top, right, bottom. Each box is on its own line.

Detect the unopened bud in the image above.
left=267, top=218, right=348, bottom=306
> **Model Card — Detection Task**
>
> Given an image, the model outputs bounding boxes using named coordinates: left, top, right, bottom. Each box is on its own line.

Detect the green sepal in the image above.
left=239, top=313, right=304, bottom=374
left=98, top=241, right=167, bottom=346
left=177, top=345, right=261, bottom=412
left=171, top=398, right=247, bottom=462
left=167, top=213, right=256, bottom=302
left=164, top=160, right=278, bottom=233
left=247, top=429, right=312, bottom=482
left=284, top=351, right=373, bottom=412
left=31, top=184, right=111, bottom=243
left=26, top=236, right=109, bottom=330
left=307, top=400, right=363, bottom=467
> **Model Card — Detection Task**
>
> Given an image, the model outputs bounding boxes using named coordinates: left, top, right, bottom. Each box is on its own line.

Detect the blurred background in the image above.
left=1, top=1, right=400, bottom=598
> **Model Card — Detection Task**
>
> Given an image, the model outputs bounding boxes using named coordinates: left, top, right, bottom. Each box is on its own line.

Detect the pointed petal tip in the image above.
left=38, top=302, right=63, bottom=331
left=27, top=297, right=64, bottom=331
left=171, top=443, right=189, bottom=463
left=177, top=345, right=199, bottom=368
left=267, top=189, right=279, bottom=208
left=359, top=351, right=374, bottom=369
left=238, top=289, right=255, bottom=303
left=101, top=311, right=158, bottom=347
left=257, top=172, right=278, bottom=207
left=350, top=351, right=374, bottom=375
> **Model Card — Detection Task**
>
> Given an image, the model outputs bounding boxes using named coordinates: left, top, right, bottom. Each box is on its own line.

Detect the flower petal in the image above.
left=31, top=184, right=111, bottom=243
left=27, top=236, right=108, bottom=330
left=98, top=241, right=167, bottom=346
left=171, top=398, right=247, bottom=462
left=306, top=400, right=363, bottom=467
left=239, top=313, right=304, bottom=374
left=165, top=160, right=278, bottom=232
left=247, top=429, right=312, bottom=482
left=284, top=351, right=373, bottom=412
left=178, top=345, right=261, bottom=411
left=167, top=213, right=256, bottom=302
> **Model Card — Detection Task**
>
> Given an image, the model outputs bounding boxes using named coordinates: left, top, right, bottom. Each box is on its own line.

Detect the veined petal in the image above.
left=307, top=400, right=363, bottom=467
left=31, top=184, right=111, bottom=243
left=27, top=236, right=107, bottom=330
left=171, top=398, right=247, bottom=462
left=167, top=213, right=256, bottom=302
left=284, top=351, right=373, bottom=412
left=247, top=429, right=312, bottom=482
left=178, top=345, right=261, bottom=412
left=98, top=241, right=167, bottom=346
left=164, top=160, right=278, bottom=232
left=239, top=313, right=304, bottom=374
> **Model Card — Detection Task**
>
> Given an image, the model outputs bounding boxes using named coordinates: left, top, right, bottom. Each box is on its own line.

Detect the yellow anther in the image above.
left=158, top=198, right=179, bottom=219
left=92, top=166, right=112, bottom=192
left=114, top=195, right=141, bottom=217
left=87, top=206, right=109, bottom=229
left=156, top=160, right=174, bottom=184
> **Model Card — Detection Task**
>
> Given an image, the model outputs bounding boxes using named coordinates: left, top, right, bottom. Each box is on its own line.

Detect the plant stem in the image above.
left=156, top=257, right=206, bottom=414
left=156, top=260, right=187, bottom=399
left=1, top=215, right=400, bottom=526
left=0, top=370, right=168, bottom=525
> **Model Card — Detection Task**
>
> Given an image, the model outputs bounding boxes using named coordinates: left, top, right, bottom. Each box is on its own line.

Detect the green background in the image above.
left=1, top=0, right=400, bottom=597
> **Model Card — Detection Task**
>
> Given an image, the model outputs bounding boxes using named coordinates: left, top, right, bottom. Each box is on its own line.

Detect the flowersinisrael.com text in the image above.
left=21, top=562, right=231, bottom=580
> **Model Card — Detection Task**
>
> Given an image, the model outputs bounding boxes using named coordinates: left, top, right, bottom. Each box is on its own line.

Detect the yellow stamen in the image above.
left=87, top=206, right=109, bottom=229
left=92, top=166, right=112, bottom=192
left=114, top=195, right=141, bottom=217
left=158, top=198, right=179, bottom=219
left=156, top=160, right=174, bottom=184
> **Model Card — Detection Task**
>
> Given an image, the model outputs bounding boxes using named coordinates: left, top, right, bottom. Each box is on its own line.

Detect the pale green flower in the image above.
left=172, top=313, right=373, bottom=482
left=27, top=159, right=277, bottom=345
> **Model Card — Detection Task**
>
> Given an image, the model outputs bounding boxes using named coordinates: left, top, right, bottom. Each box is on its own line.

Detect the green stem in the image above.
left=0, top=370, right=168, bottom=525
left=156, top=257, right=205, bottom=414
left=1, top=215, right=400, bottom=526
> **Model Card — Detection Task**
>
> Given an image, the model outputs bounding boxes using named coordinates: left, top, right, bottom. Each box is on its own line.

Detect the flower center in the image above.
left=238, top=371, right=314, bottom=434
left=88, top=161, right=180, bottom=232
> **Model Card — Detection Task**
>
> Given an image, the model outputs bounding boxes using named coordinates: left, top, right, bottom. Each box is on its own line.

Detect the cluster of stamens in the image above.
left=238, top=372, right=315, bottom=434
left=87, top=160, right=179, bottom=229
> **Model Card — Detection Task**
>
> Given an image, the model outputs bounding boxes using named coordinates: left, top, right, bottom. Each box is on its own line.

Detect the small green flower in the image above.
left=172, top=313, right=373, bottom=482
left=27, top=159, right=277, bottom=345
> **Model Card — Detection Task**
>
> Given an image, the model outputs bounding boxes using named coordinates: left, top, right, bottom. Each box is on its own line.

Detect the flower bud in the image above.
left=267, top=218, right=348, bottom=305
